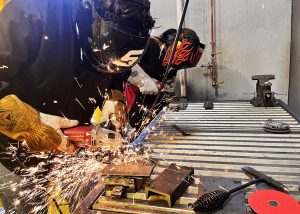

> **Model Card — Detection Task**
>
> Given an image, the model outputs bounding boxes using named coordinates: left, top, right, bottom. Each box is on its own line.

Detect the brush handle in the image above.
left=229, top=178, right=262, bottom=194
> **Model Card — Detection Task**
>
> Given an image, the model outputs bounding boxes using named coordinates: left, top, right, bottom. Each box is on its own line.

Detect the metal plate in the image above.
left=145, top=163, right=194, bottom=207
left=93, top=196, right=194, bottom=214
left=101, top=164, right=154, bottom=178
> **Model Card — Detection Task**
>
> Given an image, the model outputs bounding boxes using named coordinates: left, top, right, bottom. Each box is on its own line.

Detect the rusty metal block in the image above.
left=105, top=177, right=136, bottom=193
left=110, top=186, right=126, bottom=199
left=102, top=163, right=154, bottom=178
left=145, top=163, right=194, bottom=207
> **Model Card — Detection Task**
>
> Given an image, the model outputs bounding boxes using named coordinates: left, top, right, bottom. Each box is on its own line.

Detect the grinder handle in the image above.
left=242, top=166, right=289, bottom=193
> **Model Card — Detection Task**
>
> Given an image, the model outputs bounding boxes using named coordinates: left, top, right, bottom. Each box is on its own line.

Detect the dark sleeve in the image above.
left=139, top=38, right=166, bottom=81
left=0, top=1, right=42, bottom=82
left=110, top=71, right=131, bottom=91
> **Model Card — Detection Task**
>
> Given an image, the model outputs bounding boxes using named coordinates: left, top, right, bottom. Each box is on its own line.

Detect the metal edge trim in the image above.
left=278, top=99, right=300, bottom=123
left=132, top=109, right=166, bottom=148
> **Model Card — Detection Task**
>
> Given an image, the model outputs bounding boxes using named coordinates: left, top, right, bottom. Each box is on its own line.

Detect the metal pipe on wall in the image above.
left=176, top=0, right=187, bottom=98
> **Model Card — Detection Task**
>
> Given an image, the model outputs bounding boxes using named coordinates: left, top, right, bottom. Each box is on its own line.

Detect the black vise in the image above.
left=250, top=75, right=278, bottom=107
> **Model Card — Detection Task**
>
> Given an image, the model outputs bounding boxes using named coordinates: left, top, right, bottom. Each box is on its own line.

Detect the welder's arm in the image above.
left=0, top=95, right=79, bottom=153
left=128, top=64, right=159, bottom=95
left=98, top=90, right=127, bottom=131
left=0, top=1, right=42, bottom=82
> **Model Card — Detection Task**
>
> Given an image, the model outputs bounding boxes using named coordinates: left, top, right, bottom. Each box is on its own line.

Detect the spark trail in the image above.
left=0, top=145, right=152, bottom=213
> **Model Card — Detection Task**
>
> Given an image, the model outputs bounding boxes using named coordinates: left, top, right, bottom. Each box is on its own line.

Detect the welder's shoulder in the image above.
left=0, top=0, right=80, bottom=20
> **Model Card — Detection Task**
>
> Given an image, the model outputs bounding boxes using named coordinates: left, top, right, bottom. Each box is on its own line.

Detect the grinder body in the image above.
left=63, top=125, right=123, bottom=151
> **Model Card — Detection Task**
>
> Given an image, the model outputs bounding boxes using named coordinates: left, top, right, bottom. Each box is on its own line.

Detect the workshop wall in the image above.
left=150, top=0, right=292, bottom=102
left=289, top=1, right=300, bottom=116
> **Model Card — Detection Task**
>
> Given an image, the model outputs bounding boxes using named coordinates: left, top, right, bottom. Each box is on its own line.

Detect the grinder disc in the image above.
left=263, top=120, right=290, bottom=134
left=248, top=190, right=300, bottom=214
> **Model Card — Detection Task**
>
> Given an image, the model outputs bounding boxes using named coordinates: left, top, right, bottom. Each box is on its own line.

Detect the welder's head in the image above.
left=162, top=28, right=205, bottom=70
left=84, top=0, right=154, bottom=74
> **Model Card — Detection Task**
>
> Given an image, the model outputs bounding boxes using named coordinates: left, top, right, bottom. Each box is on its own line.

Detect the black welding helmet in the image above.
left=86, top=0, right=154, bottom=74
left=163, top=28, right=205, bottom=70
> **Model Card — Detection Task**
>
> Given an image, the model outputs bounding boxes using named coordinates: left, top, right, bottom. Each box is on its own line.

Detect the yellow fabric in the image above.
left=0, top=197, right=3, bottom=208
left=47, top=181, right=70, bottom=214
left=0, top=95, right=61, bottom=152
left=0, top=0, right=9, bottom=11
left=91, top=106, right=102, bottom=125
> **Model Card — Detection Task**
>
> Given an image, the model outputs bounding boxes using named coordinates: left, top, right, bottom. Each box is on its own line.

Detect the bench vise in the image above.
left=250, top=75, right=279, bottom=107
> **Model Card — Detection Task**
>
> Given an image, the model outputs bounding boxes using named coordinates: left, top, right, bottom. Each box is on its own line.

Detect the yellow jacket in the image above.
left=0, top=0, right=9, bottom=11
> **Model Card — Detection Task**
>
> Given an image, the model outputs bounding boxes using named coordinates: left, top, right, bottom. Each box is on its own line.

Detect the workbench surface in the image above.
left=76, top=101, right=300, bottom=214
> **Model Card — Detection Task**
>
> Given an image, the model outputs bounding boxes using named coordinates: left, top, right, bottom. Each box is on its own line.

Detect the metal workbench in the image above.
left=74, top=101, right=300, bottom=214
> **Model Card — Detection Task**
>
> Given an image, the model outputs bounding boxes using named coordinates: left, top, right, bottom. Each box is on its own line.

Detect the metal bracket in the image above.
left=168, top=98, right=188, bottom=112
left=145, top=163, right=194, bottom=207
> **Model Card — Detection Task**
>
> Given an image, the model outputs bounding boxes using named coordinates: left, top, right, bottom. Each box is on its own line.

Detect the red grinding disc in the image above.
left=248, top=190, right=300, bottom=214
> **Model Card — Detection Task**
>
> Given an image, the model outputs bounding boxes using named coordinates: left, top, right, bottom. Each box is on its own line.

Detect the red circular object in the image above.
left=248, top=190, right=300, bottom=214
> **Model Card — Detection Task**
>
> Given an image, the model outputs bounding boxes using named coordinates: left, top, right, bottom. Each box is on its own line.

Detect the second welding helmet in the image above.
left=163, top=28, right=205, bottom=70
left=85, top=0, right=154, bottom=74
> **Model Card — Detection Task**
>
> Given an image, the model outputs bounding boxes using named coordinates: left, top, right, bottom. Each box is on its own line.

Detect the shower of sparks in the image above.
left=74, top=77, right=82, bottom=88
left=103, top=43, right=110, bottom=50
left=0, top=65, right=8, bottom=70
left=97, top=86, right=103, bottom=97
left=60, top=111, right=69, bottom=121
left=0, top=92, right=181, bottom=213
left=88, top=97, right=97, bottom=104
left=74, top=98, right=85, bottom=110
left=0, top=145, right=153, bottom=213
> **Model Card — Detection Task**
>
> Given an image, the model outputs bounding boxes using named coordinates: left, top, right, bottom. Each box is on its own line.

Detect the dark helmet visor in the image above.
left=89, top=9, right=151, bottom=73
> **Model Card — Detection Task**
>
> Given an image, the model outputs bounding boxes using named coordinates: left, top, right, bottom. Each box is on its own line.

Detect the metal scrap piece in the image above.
left=101, top=164, right=154, bottom=178
left=168, top=98, right=188, bottom=111
left=145, top=163, right=194, bottom=207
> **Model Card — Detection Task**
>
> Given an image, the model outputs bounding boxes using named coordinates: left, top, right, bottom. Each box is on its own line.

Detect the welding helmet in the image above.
left=85, top=0, right=154, bottom=74
left=163, top=29, right=205, bottom=70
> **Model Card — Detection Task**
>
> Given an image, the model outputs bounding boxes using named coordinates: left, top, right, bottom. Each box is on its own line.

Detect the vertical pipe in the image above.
left=210, top=0, right=219, bottom=97
left=176, top=0, right=187, bottom=98
left=210, top=0, right=216, bottom=52
left=146, top=0, right=190, bottom=119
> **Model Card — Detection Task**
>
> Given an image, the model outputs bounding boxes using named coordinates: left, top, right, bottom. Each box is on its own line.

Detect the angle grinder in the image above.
left=63, top=122, right=124, bottom=151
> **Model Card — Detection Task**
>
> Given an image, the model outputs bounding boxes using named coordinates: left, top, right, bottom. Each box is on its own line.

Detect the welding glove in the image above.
left=164, top=77, right=176, bottom=94
left=39, top=113, right=79, bottom=154
left=128, top=64, right=159, bottom=95
left=99, top=90, right=127, bottom=131
left=0, top=95, right=64, bottom=152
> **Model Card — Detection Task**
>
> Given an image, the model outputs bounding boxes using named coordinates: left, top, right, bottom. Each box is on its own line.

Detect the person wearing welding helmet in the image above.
left=125, top=28, right=205, bottom=130
left=0, top=0, right=154, bottom=154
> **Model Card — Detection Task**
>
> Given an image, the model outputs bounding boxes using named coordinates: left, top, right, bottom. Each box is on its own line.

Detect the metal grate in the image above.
left=143, top=101, right=300, bottom=213
left=84, top=101, right=300, bottom=214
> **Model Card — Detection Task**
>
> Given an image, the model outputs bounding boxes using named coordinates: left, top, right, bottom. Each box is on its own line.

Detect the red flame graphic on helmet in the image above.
left=163, top=38, right=203, bottom=69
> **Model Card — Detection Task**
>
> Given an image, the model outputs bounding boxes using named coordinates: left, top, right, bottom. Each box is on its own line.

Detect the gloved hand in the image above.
left=164, top=77, right=176, bottom=94
left=128, top=64, right=159, bottom=95
left=0, top=95, right=66, bottom=153
left=40, top=113, right=79, bottom=154
left=98, top=90, right=127, bottom=131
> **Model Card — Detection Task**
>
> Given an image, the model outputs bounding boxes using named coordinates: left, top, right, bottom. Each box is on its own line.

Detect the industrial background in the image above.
left=1, top=0, right=300, bottom=213
left=151, top=0, right=300, bottom=116
left=0, top=0, right=299, bottom=113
